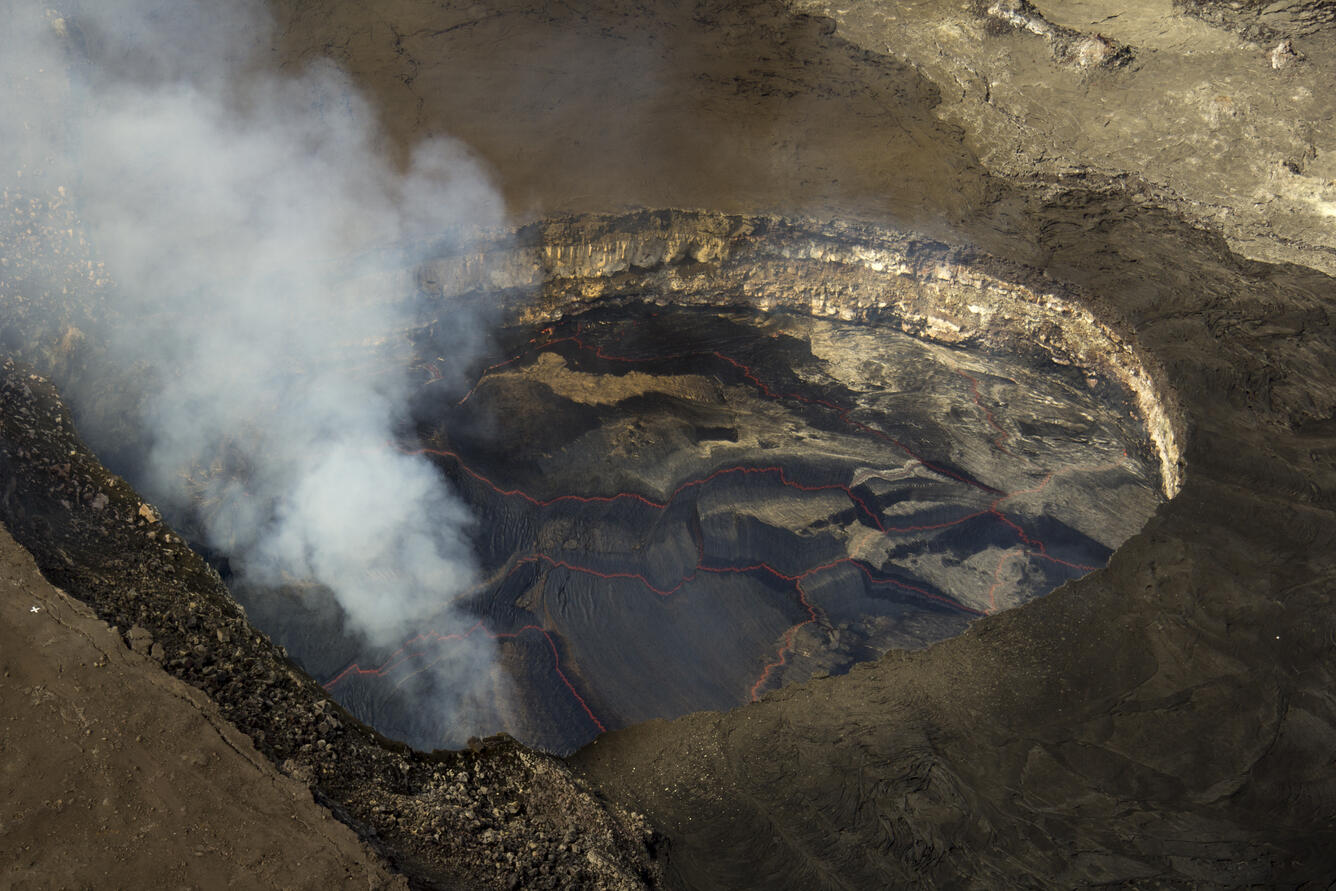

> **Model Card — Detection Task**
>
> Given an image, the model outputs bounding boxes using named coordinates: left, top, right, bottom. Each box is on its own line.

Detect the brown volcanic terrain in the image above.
left=0, top=523, right=404, bottom=890
left=3, top=0, right=1336, bottom=889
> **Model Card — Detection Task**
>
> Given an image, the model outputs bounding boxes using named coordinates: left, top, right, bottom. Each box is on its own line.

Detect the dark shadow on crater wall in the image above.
left=568, top=197, right=1336, bottom=891
left=5, top=0, right=1335, bottom=886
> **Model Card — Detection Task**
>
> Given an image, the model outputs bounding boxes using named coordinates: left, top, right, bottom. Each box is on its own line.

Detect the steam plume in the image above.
left=1, top=0, right=508, bottom=739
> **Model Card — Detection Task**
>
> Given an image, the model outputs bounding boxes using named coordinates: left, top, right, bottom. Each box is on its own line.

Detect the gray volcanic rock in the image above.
left=564, top=85, right=1336, bottom=891
left=0, top=523, right=406, bottom=891
left=1175, top=0, right=1336, bottom=40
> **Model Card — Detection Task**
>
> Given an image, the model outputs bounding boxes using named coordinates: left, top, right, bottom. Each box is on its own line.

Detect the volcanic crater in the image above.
left=178, top=211, right=1174, bottom=754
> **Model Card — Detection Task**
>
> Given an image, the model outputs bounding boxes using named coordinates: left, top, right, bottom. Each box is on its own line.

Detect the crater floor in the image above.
left=233, top=304, right=1160, bottom=754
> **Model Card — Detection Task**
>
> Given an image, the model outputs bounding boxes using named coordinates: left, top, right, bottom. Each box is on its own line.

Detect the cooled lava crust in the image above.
left=193, top=212, right=1166, bottom=756
left=288, top=300, right=1160, bottom=754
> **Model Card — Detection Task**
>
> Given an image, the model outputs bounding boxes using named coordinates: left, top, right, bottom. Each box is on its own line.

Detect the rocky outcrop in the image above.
left=983, top=0, right=1134, bottom=70
left=567, top=194, right=1336, bottom=889
left=2, top=202, right=1189, bottom=887
left=5, top=0, right=1336, bottom=886
left=0, top=521, right=407, bottom=890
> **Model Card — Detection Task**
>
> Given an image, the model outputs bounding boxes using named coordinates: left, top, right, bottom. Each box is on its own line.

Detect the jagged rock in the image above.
left=4, top=1, right=1336, bottom=887
left=0, top=360, right=661, bottom=890
left=984, top=0, right=1133, bottom=69
left=124, top=625, right=153, bottom=656
left=1270, top=37, right=1304, bottom=69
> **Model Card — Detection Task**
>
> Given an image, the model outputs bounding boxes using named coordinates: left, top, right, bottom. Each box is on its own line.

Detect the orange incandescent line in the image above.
left=986, top=551, right=1019, bottom=613
left=522, top=547, right=986, bottom=617
left=959, top=369, right=1015, bottom=455
left=445, top=321, right=1005, bottom=495
left=523, top=547, right=987, bottom=699
left=708, top=350, right=1003, bottom=495
left=401, top=449, right=894, bottom=530
left=749, top=580, right=820, bottom=701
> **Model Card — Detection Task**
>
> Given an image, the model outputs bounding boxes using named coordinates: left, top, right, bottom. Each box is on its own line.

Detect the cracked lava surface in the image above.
left=223, top=303, right=1160, bottom=754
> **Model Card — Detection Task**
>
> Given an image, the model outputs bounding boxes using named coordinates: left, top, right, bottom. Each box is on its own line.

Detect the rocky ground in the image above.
left=0, top=521, right=405, bottom=890
left=3, top=0, right=1336, bottom=888
left=0, top=362, right=660, bottom=888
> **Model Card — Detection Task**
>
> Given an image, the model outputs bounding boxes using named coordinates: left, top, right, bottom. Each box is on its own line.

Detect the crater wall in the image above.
left=420, top=211, right=1185, bottom=497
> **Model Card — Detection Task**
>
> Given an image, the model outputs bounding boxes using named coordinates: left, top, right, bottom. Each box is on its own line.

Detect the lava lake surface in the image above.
left=233, top=302, right=1160, bottom=754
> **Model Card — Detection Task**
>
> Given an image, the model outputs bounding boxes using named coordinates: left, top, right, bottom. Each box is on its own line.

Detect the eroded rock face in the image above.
left=1, top=206, right=1181, bottom=885
left=38, top=209, right=1159, bottom=759
left=5, top=0, right=1336, bottom=887
left=788, top=0, right=1336, bottom=279
left=564, top=204, right=1336, bottom=888
left=1176, top=0, right=1336, bottom=40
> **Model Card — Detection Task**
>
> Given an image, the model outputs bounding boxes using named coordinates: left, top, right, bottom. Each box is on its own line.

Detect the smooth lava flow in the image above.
left=245, top=302, right=1161, bottom=755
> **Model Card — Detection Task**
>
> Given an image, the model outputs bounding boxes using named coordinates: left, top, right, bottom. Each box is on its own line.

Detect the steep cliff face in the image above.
left=0, top=359, right=663, bottom=889
left=0, top=205, right=1182, bottom=886
left=567, top=202, right=1336, bottom=886
left=420, top=211, right=1184, bottom=498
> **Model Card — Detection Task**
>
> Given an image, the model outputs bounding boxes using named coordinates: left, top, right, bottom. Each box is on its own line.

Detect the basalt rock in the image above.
left=1175, top=0, right=1336, bottom=40
left=422, top=211, right=1184, bottom=498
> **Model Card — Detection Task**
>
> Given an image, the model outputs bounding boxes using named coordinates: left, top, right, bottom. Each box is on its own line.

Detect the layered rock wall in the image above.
left=420, top=211, right=1184, bottom=497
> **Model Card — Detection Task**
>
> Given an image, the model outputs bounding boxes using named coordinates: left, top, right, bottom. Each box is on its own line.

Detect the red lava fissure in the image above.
left=327, top=317, right=1117, bottom=740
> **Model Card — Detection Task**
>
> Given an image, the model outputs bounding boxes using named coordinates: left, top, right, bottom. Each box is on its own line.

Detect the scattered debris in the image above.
left=0, top=360, right=661, bottom=890
left=1270, top=38, right=1304, bottom=70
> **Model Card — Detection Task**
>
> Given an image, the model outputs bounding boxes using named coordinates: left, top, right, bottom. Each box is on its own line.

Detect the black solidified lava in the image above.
left=219, top=302, right=1161, bottom=755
